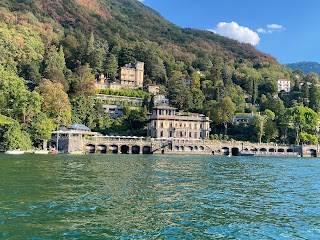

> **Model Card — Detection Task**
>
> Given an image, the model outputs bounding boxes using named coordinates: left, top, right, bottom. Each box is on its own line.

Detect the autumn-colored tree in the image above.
left=71, top=64, right=96, bottom=97
left=36, top=80, right=71, bottom=127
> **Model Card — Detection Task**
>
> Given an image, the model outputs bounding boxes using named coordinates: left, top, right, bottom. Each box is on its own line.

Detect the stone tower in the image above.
left=135, top=62, right=144, bottom=89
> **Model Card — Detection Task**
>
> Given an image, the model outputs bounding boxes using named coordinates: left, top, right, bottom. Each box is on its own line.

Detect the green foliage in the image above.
left=287, top=106, right=319, bottom=144
left=70, top=64, right=96, bottom=97
left=0, top=21, right=44, bottom=71
left=98, top=88, right=150, bottom=99
left=30, top=113, right=55, bottom=148
left=2, top=122, right=32, bottom=150
left=300, top=132, right=318, bottom=145
left=36, top=80, right=71, bottom=126
left=0, top=66, right=42, bottom=122
left=71, top=96, right=111, bottom=132
left=0, top=114, right=14, bottom=125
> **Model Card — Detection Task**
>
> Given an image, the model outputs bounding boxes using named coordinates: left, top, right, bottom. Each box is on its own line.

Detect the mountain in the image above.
left=0, top=0, right=280, bottom=65
left=2, top=0, right=308, bottom=148
left=286, top=61, right=320, bottom=76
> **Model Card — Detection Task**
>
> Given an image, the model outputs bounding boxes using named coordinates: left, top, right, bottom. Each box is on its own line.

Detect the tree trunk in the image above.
left=43, top=140, right=48, bottom=150
left=224, top=122, right=228, bottom=135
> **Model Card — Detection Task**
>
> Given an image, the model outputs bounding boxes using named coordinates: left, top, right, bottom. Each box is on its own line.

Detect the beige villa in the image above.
left=147, top=106, right=211, bottom=139
left=119, top=62, right=144, bottom=89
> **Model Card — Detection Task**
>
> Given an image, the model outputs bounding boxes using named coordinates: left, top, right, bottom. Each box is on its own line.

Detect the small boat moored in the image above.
left=33, top=149, right=49, bottom=154
left=48, top=148, right=58, bottom=154
left=5, top=149, right=25, bottom=154
left=239, top=150, right=255, bottom=156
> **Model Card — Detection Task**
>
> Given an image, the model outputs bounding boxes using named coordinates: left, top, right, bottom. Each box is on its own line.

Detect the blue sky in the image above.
left=139, top=0, right=320, bottom=64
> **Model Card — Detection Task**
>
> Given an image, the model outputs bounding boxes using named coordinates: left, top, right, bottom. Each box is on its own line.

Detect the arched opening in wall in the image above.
left=278, top=148, right=285, bottom=152
left=287, top=148, right=293, bottom=152
left=121, top=145, right=129, bottom=154
left=180, top=146, right=185, bottom=151
left=310, top=149, right=317, bottom=157
left=132, top=145, right=140, bottom=154
left=110, top=145, right=118, bottom=154
left=199, top=146, right=205, bottom=151
left=186, top=146, right=193, bottom=151
left=143, top=146, right=151, bottom=154
left=269, top=148, right=275, bottom=152
left=97, top=145, right=107, bottom=154
left=194, top=146, right=198, bottom=151
left=231, top=147, right=239, bottom=156
left=260, top=148, right=267, bottom=152
left=250, top=148, right=258, bottom=152
left=86, top=144, right=95, bottom=154
left=174, top=146, right=179, bottom=151
left=222, top=147, right=229, bottom=155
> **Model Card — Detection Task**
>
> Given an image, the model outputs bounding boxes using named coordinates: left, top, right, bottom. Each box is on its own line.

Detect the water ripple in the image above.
left=0, top=155, right=319, bottom=239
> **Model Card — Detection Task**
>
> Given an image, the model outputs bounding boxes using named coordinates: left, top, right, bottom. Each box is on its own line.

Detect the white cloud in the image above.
left=258, top=24, right=285, bottom=34
left=257, top=28, right=267, bottom=33
left=209, top=21, right=260, bottom=46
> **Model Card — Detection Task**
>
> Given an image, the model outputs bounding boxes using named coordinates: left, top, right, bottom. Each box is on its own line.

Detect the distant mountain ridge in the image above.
left=286, top=61, right=320, bottom=76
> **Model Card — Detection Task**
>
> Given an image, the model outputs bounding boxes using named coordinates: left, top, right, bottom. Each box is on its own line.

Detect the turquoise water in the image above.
left=0, top=154, right=320, bottom=239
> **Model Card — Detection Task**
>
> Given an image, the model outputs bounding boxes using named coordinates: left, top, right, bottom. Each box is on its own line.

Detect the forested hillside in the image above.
left=0, top=0, right=319, bottom=150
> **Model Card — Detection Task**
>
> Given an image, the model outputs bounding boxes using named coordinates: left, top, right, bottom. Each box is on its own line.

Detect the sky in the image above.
left=138, top=0, right=320, bottom=64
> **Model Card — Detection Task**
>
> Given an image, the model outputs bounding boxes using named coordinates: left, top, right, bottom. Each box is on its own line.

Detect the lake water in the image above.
left=0, top=154, right=320, bottom=239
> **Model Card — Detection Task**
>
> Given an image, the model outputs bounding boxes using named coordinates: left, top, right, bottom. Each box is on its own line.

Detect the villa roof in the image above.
left=153, top=105, right=176, bottom=110
left=71, top=124, right=91, bottom=131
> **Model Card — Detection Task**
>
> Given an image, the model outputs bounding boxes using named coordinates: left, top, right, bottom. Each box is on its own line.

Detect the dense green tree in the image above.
left=2, top=122, right=32, bottom=150
left=167, top=71, right=192, bottom=110
left=191, top=72, right=201, bottom=89
left=105, top=53, right=118, bottom=81
left=118, top=47, right=135, bottom=66
left=309, top=84, right=320, bottom=112
left=209, top=97, right=236, bottom=135
left=305, top=72, right=319, bottom=84
left=264, top=120, right=278, bottom=142
left=17, top=59, right=42, bottom=84
left=201, top=80, right=215, bottom=100
left=30, top=112, right=55, bottom=149
left=36, top=80, right=71, bottom=127
left=260, top=94, right=285, bottom=117
left=300, top=132, right=318, bottom=145
left=0, top=66, right=42, bottom=123
left=71, top=64, right=96, bottom=97
left=300, top=83, right=310, bottom=106
left=0, top=21, right=44, bottom=71
left=287, top=106, right=319, bottom=144
left=190, top=87, right=205, bottom=111
left=44, top=45, right=66, bottom=73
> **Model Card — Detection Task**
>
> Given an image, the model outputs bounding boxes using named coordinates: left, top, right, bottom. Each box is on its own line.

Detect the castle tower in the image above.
left=135, top=62, right=144, bottom=88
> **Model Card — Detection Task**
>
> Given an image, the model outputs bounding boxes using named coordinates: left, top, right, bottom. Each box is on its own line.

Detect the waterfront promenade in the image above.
left=52, top=133, right=318, bottom=157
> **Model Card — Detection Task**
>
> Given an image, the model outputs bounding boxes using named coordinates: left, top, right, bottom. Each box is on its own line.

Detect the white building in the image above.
left=154, top=94, right=169, bottom=106
left=277, top=79, right=291, bottom=92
